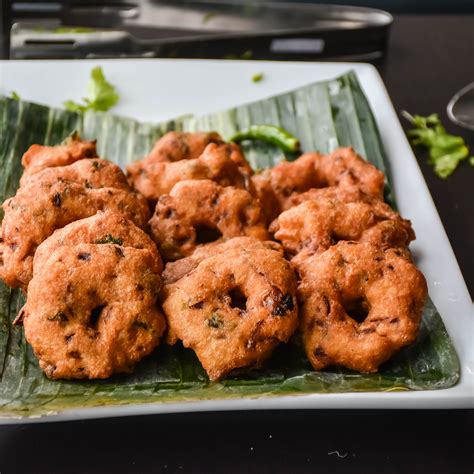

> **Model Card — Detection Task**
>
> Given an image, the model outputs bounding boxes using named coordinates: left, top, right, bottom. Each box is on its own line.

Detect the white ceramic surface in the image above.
left=0, top=59, right=472, bottom=422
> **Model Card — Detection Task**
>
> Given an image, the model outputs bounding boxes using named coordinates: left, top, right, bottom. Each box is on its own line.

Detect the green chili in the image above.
left=230, top=125, right=300, bottom=153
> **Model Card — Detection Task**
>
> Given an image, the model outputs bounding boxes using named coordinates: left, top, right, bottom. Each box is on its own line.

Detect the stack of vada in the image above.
left=0, top=131, right=427, bottom=382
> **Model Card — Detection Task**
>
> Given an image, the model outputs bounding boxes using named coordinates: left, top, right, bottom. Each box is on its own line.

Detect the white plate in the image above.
left=0, top=59, right=472, bottom=422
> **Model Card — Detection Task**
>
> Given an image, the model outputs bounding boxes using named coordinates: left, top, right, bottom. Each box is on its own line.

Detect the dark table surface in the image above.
left=381, top=15, right=474, bottom=299
left=0, top=13, right=473, bottom=474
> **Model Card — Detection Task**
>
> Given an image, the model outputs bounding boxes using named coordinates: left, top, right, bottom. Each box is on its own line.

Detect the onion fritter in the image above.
left=127, top=141, right=253, bottom=203
left=20, top=133, right=97, bottom=186
left=252, top=147, right=385, bottom=219
left=149, top=179, right=269, bottom=261
left=163, top=237, right=282, bottom=285
left=22, top=243, right=165, bottom=379
left=162, top=246, right=298, bottom=380
left=298, top=242, right=427, bottom=373
left=0, top=178, right=149, bottom=289
left=271, top=198, right=415, bottom=263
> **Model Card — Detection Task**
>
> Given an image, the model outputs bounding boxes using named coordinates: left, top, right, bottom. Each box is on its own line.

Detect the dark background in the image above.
left=0, top=10, right=473, bottom=474
left=0, top=410, right=473, bottom=473
left=275, top=0, right=474, bottom=14
left=381, top=15, right=474, bottom=298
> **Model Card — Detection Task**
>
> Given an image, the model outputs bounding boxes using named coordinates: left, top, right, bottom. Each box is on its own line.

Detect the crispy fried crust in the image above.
left=163, top=237, right=282, bottom=285
left=0, top=177, right=149, bottom=289
left=127, top=141, right=253, bottom=203
left=21, top=157, right=131, bottom=189
left=141, top=131, right=224, bottom=163
left=285, top=185, right=369, bottom=208
left=20, top=134, right=97, bottom=186
left=162, top=246, right=298, bottom=380
left=271, top=198, right=415, bottom=263
left=23, top=243, right=165, bottom=379
left=149, top=179, right=269, bottom=261
left=33, top=211, right=162, bottom=274
left=298, top=242, right=427, bottom=373
left=252, top=147, right=385, bottom=220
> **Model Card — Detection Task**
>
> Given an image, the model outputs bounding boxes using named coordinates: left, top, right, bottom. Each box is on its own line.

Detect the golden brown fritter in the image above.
left=22, top=157, right=132, bottom=189
left=127, top=142, right=253, bottom=203
left=162, top=246, right=298, bottom=380
left=163, top=237, right=282, bottom=285
left=22, top=243, right=165, bottom=379
left=298, top=242, right=427, bottom=373
left=20, top=133, right=97, bottom=186
left=285, top=184, right=369, bottom=208
left=0, top=179, right=149, bottom=290
left=149, top=179, right=269, bottom=261
left=33, top=211, right=162, bottom=275
left=270, top=198, right=415, bottom=264
left=252, top=147, right=385, bottom=220
left=141, top=131, right=224, bottom=163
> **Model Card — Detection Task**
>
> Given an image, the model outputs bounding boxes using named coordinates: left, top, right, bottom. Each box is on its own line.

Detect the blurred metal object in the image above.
left=447, top=82, right=474, bottom=131
left=4, top=1, right=393, bottom=61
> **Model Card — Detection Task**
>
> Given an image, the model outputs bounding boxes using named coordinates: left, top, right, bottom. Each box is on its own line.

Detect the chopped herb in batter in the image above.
left=208, top=313, right=224, bottom=329
left=95, top=234, right=124, bottom=245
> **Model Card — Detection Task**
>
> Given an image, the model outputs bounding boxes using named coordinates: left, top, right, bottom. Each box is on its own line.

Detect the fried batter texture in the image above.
left=271, top=198, right=414, bottom=263
left=20, top=133, right=97, bottom=186
left=149, top=180, right=269, bottom=260
left=33, top=211, right=162, bottom=274
left=143, top=131, right=224, bottom=163
left=252, top=147, right=385, bottom=219
left=0, top=170, right=149, bottom=289
left=23, top=242, right=165, bottom=379
left=21, top=157, right=132, bottom=189
left=298, top=242, right=427, bottom=373
left=162, top=245, right=298, bottom=380
left=163, top=237, right=282, bottom=285
left=127, top=138, right=253, bottom=203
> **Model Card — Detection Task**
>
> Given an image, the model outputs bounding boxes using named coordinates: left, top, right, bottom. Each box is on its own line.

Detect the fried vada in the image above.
left=162, top=246, right=298, bottom=380
left=149, top=179, right=269, bottom=261
left=298, top=241, right=427, bottom=373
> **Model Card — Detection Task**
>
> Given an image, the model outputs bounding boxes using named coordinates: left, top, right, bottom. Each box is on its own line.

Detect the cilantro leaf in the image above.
left=64, top=66, right=119, bottom=113
left=252, top=73, right=264, bottom=83
left=402, top=111, right=472, bottom=178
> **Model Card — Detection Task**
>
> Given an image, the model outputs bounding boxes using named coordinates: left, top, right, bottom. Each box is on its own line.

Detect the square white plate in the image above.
left=0, top=59, right=472, bottom=422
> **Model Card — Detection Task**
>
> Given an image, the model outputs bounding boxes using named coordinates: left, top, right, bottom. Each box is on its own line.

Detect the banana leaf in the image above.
left=0, top=71, right=460, bottom=417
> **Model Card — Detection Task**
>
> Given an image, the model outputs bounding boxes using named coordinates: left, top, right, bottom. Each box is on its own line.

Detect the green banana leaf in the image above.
left=0, top=71, right=459, bottom=417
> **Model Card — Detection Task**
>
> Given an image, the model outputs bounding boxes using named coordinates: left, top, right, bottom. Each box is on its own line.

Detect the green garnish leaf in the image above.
left=402, top=110, right=472, bottom=178
left=224, top=50, right=254, bottom=60
left=95, top=234, right=124, bottom=245
left=64, top=66, right=119, bottom=113
left=54, top=27, right=94, bottom=34
left=208, top=313, right=224, bottom=329
left=202, top=12, right=216, bottom=23
left=252, top=73, right=264, bottom=83
left=469, top=156, right=474, bottom=166
left=10, top=91, right=20, bottom=101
